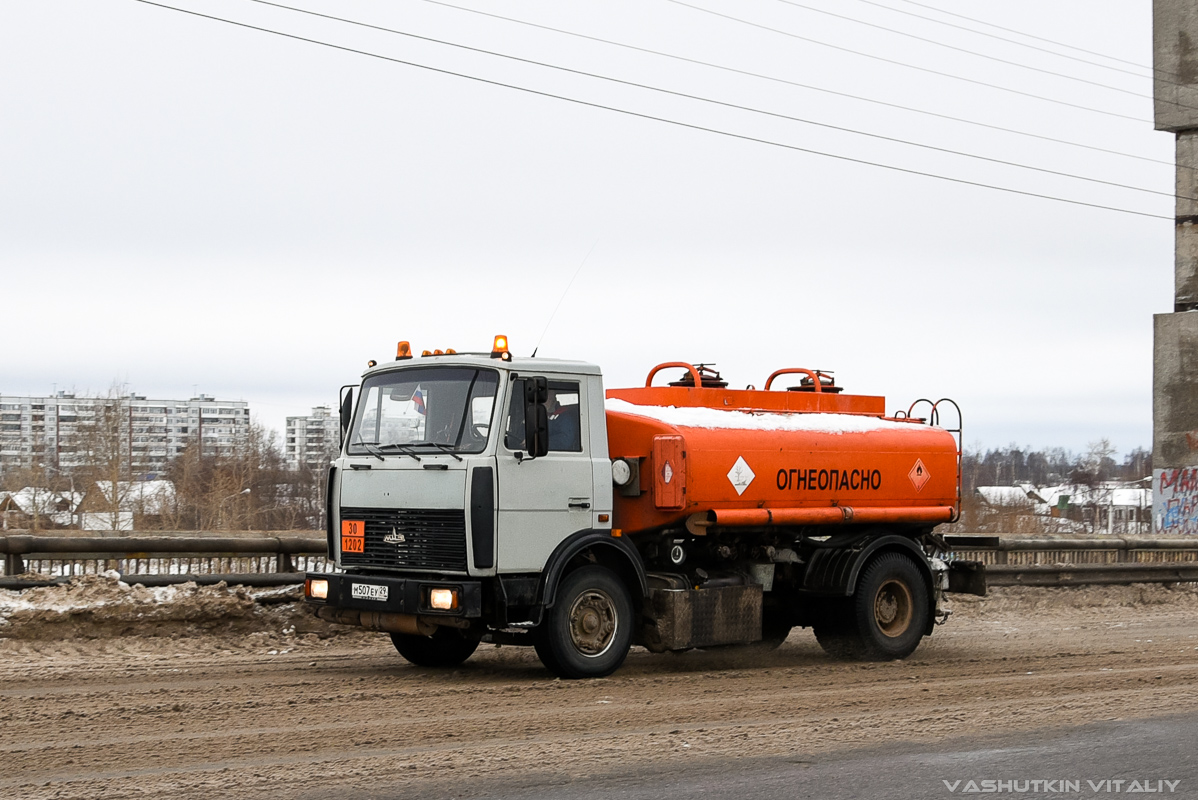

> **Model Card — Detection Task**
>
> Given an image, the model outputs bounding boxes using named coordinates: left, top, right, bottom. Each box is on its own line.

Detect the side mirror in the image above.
left=524, top=377, right=550, bottom=458
left=339, top=386, right=354, bottom=448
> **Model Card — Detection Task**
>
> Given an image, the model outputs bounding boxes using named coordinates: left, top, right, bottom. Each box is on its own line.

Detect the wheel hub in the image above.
left=874, top=579, right=913, bottom=638
left=568, top=589, right=618, bottom=657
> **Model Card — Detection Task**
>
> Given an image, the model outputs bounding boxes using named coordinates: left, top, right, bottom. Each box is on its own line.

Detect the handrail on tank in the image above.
left=905, top=397, right=964, bottom=525
left=644, top=362, right=704, bottom=388
left=763, top=368, right=824, bottom=392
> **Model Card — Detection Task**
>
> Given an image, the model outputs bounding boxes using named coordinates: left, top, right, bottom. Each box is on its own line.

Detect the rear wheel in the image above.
left=534, top=565, right=633, bottom=679
left=755, top=605, right=794, bottom=651
left=390, top=627, right=480, bottom=667
left=812, top=598, right=862, bottom=660
left=852, top=553, right=928, bottom=660
left=813, top=553, right=929, bottom=661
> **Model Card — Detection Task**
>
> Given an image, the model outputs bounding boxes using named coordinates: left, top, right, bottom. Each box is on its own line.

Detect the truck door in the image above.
left=496, top=376, right=594, bottom=572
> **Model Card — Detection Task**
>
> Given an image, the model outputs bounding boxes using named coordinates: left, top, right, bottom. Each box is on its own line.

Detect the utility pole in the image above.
left=1152, top=1, right=1198, bottom=534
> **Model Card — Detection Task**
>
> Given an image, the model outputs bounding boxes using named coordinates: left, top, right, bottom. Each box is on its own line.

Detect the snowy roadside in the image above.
left=5, top=571, right=1198, bottom=643
left=0, top=572, right=349, bottom=640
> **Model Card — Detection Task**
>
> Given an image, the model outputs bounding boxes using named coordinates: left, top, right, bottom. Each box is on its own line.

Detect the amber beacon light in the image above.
left=491, top=334, right=511, bottom=360
left=396, top=341, right=413, bottom=360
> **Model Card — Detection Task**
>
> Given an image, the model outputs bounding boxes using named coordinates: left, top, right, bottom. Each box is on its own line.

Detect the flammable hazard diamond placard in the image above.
left=908, top=459, right=930, bottom=492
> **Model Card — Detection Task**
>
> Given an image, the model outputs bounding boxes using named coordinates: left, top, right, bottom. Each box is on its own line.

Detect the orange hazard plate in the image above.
left=341, top=520, right=365, bottom=553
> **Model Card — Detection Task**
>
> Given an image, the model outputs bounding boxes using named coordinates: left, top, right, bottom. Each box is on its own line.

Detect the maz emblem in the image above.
left=383, top=529, right=406, bottom=545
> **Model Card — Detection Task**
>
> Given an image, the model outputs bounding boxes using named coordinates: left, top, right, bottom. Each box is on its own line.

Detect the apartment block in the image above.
left=0, top=392, right=250, bottom=478
left=285, top=406, right=340, bottom=471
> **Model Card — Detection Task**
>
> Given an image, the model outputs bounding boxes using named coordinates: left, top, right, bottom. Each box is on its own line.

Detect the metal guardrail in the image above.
left=943, top=535, right=1198, bottom=586
left=984, top=563, right=1198, bottom=586
left=1, top=533, right=1196, bottom=590
left=0, top=534, right=327, bottom=589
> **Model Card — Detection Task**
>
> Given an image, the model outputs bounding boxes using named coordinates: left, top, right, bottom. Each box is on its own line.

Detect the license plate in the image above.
left=351, top=583, right=388, bottom=601
left=341, top=519, right=365, bottom=553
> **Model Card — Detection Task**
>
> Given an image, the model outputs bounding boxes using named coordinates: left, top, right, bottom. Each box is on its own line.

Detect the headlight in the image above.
left=307, top=579, right=329, bottom=600
left=428, top=588, right=457, bottom=610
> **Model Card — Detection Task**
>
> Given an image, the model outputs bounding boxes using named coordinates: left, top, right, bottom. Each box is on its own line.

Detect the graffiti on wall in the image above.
left=1153, top=467, right=1198, bottom=534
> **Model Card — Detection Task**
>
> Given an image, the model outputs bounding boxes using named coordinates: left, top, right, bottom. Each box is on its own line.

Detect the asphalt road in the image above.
left=401, top=713, right=1197, bottom=800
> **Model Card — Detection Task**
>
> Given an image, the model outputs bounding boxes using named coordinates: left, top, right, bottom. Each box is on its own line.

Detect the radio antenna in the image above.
left=531, top=234, right=602, bottom=357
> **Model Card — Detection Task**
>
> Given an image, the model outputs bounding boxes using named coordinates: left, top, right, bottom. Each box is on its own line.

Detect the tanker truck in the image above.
left=303, top=336, right=986, bottom=678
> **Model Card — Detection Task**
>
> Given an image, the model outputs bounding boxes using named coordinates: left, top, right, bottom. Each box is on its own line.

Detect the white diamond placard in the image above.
left=727, top=456, right=755, bottom=496
left=662, top=461, right=674, bottom=485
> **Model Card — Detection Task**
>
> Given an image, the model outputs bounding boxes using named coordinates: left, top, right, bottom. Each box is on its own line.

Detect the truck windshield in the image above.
left=347, top=367, right=500, bottom=456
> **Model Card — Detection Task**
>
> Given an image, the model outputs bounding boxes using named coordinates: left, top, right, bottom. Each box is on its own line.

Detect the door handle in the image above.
left=568, top=499, right=592, bottom=510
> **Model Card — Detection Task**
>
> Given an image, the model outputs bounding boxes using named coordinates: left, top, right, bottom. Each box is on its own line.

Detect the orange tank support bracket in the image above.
left=692, top=506, right=956, bottom=529
left=644, top=362, right=703, bottom=388
left=763, top=368, right=825, bottom=392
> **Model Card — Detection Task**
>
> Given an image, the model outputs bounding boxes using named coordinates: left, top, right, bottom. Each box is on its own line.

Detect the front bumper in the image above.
left=303, top=571, right=484, bottom=618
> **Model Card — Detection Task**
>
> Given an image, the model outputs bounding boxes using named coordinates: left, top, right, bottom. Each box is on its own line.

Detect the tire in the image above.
left=812, top=553, right=930, bottom=661
left=812, top=598, right=863, bottom=660
left=390, top=627, right=480, bottom=667
left=534, top=565, right=633, bottom=679
left=851, top=552, right=929, bottom=660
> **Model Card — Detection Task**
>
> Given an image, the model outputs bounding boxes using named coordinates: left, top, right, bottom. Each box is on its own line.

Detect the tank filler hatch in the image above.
left=787, top=371, right=843, bottom=394
left=666, top=364, right=728, bottom=389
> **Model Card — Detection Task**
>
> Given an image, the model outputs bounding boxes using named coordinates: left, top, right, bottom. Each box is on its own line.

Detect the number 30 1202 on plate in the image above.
left=341, top=520, right=365, bottom=553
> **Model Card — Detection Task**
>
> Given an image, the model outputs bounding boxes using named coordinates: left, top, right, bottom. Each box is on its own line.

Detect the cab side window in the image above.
left=546, top=382, right=581, bottom=452
left=504, top=379, right=583, bottom=453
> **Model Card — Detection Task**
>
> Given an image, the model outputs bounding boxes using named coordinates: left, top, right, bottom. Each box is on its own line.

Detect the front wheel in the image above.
left=534, top=565, right=633, bottom=679
left=390, top=627, right=480, bottom=667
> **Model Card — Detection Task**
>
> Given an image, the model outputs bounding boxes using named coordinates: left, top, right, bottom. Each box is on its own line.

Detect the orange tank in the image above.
left=605, top=363, right=960, bottom=535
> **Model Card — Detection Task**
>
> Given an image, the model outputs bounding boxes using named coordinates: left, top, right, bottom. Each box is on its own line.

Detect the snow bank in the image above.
left=0, top=573, right=337, bottom=640
left=605, top=398, right=931, bottom=434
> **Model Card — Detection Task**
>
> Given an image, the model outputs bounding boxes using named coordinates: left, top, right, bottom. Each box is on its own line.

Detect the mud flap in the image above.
left=947, top=560, right=987, bottom=596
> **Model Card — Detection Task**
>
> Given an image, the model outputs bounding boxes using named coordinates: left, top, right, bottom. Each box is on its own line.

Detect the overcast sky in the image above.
left=0, top=0, right=1173, bottom=457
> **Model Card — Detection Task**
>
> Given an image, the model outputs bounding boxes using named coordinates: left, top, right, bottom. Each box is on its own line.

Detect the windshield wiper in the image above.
left=373, top=443, right=423, bottom=462
left=353, top=441, right=424, bottom=462
left=352, top=441, right=385, bottom=462
left=409, top=441, right=464, bottom=462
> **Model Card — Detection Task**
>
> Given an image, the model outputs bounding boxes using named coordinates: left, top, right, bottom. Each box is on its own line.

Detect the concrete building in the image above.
left=0, top=392, right=249, bottom=479
left=1152, top=2, right=1198, bottom=533
left=285, top=406, right=339, bottom=471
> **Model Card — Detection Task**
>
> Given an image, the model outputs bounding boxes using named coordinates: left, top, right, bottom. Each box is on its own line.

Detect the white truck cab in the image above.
left=332, top=351, right=613, bottom=579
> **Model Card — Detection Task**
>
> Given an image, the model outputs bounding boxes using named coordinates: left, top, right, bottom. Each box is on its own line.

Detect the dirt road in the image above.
left=2, top=583, right=1198, bottom=799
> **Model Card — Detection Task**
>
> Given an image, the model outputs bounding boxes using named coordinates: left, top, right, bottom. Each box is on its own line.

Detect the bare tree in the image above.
left=164, top=418, right=306, bottom=530
left=75, top=385, right=134, bottom=531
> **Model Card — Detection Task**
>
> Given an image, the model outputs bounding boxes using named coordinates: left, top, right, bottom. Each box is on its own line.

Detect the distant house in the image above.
left=74, top=480, right=176, bottom=531
left=970, top=484, right=1046, bottom=533
left=0, top=487, right=78, bottom=529
left=971, top=480, right=1151, bottom=534
left=975, top=484, right=1040, bottom=508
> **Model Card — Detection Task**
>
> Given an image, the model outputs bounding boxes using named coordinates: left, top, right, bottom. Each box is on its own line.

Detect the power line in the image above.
left=666, top=0, right=1147, bottom=123
left=849, top=0, right=1156, bottom=81
left=533, top=234, right=603, bottom=358
left=410, top=0, right=1177, bottom=171
left=891, top=0, right=1156, bottom=74
left=128, top=0, right=1171, bottom=221
left=768, top=0, right=1164, bottom=105
left=234, top=0, right=1180, bottom=201
left=783, top=0, right=1197, bottom=117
